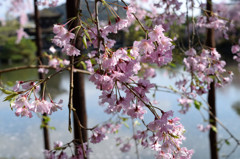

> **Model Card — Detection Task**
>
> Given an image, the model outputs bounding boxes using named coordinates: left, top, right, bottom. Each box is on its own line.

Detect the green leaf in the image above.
left=0, top=87, right=16, bottom=95
left=127, top=53, right=135, bottom=60
left=40, top=124, right=44, bottom=129
left=49, top=126, right=56, bottom=130
left=68, top=126, right=72, bottom=133
left=54, top=147, right=63, bottom=151
left=42, top=115, right=51, bottom=123
left=194, top=100, right=202, bottom=110
left=168, top=63, right=176, bottom=68
left=169, top=133, right=179, bottom=139
left=122, top=122, right=129, bottom=128
left=4, top=93, right=18, bottom=101
left=82, top=35, right=87, bottom=49
left=10, top=96, right=17, bottom=110
left=84, top=29, right=92, bottom=43
left=225, top=139, right=230, bottom=145
left=120, top=117, right=129, bottom=122
left=211, top=125, right=218, bottom=133
left=80, top=61, right=87, bottom=70
left=6, top=81, right=14, bottom=87
left=134, top=120, right=141, bottom=127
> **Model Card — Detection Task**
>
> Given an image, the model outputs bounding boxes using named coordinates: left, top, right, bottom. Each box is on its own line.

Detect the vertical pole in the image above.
left=206, top=0, right=218, bottom=159
left=66, top=0, right=88, bottom=154
left=34, top=0, right=50, bottom=151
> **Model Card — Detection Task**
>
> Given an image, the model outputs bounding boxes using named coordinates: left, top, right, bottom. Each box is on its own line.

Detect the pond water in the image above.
left=0, top=64, right=240, bottom=159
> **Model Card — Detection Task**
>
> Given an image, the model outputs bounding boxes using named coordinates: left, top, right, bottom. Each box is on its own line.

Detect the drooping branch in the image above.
left=0, top=65, right=91, bottom=75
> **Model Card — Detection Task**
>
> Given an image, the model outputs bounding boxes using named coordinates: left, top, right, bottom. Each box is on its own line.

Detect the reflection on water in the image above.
left=0, top=64, right=240, bottom=159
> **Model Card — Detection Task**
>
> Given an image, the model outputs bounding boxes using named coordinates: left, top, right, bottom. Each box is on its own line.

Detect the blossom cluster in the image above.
left=82, top=12, right=192, bottom=157
left=231, top=41, right=240, bottom=71
left=150, top=0, right=185, bottom=31
left=38, top=53, right=70, bottom=74
left=174, top=48, right=232, bottom=113
left=11, top=81, right=62, bottom=118
left=90, top=122, right=121, bottom=144
left=44, top=142, right=91, bottom=159
left=132, top=111, right=194, bottom=158
left=52, top=24, right=80, bottom=56
left=183, top=48, right=232, bottom=91
left=37, top=0, right=59, bottom=7
left=196, top=15, right=227, bottom=32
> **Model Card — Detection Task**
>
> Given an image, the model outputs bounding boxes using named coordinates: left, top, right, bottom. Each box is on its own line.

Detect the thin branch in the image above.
left=0, top=64, right=92, bottom=75
left=132, top=119, right=140, bottom=159
left=72, top=109, right=87, bottom=159
left=73, top=110, right=97, bottom=131
left=123, top=83, right=159, bottom=119
left=0, top=65, right=54, bottom=74
left=120, top=0, right=147, bottom=33
left=68, top=57, right=74, bottom=133
left=95, top=0, right=101, bottom=55
left=84, top=0, right=94, bottom=22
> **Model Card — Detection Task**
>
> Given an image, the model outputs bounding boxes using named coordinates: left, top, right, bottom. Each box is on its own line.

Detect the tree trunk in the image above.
left=206, top=0, right=218, bottom=159
left=34, top=0, right=50, bottom=151
left=66, top=0, right=88, bottom=154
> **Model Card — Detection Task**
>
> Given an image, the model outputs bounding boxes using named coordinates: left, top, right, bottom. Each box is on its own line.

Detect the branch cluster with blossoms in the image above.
left=44, top=141, right=91, bottom=159
left=52, top=24, right=81, bottom=56
left=175, top=48, right=233, bottom=113
left=8, top=80, right=63, bottom=118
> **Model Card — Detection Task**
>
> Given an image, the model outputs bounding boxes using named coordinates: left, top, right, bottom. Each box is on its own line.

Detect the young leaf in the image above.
left=120, top=117, right=129, bottom=122
left=194, top=100, right=202, bottom=110
left=4, top=93, right=18, bottom=101
left=225, top=139, right=230, bottom=145
left=80, top=61, right=87, bottom=70
left=50, top=126, right=56, bottom=130
left=211, top=125, right=218, bottom=133
left=84, top=29, right=92, bottom=43
left=122, top=122, right=129, bottom=128
left=83, top=35, right=88, bottom=49
left=0, top=87, right=16, bottom=95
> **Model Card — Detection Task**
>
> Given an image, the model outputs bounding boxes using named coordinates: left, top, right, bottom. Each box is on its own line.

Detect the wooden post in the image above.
left=66, top=0, right=88, bottom=154
left=206, top=0, right=218, bottom=159
left=34, top=0, right=50, bottom=151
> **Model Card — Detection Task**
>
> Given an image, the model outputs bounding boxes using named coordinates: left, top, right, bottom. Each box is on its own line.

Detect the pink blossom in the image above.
left=90, top=127, right=106, bottom=144
left=15, top=107, right=33, bottom=118
left=178, top=97, right=193, bottom=114
left=38, top=68, right=49, bottom=74
left=125, top=4, right=136, bottom=20
left=12, top=95, right=30, bottom=109
left=49, top=99, right=63, bottom=114
left=49, top=46, right=56, bottom=54
left=54, top=141, right=63, bottom=149
left=49, top=58, right=59, bottom=68
left=53, top=24, right=68, bottom=36
left=16, top=27, right=28, bottom=44
left=175, top=147, right=194, bottom=159
left=139, top=39, right=155, bottom=54
left=127, top=104, right=147, bottom=119
left=62, top=44, right=80, bottom=56
left=197, top=124, right=211, bottom=132
left=149, top=25, right=165, bottom=42
left=185, top=48, right=196, bottom=56
left=231, top=45, right=240, bottom=54
left=120, top=143, right=131, bottom=152
left=31, top=99, right=50, bottom=114
left=144, top=68, right=156, bottom=79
